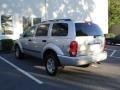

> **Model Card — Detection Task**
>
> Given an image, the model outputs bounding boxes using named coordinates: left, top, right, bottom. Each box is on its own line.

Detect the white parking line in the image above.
left=0, top=56, right=43, bottom=84
left=111, top=56, right=120, bottom=59
left=106, top=48, right=120, bottom=58
left=110, top=50, right=117, bottom=57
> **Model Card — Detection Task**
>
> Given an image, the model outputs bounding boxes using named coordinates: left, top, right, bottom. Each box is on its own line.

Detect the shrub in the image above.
left=105, top=33, right=116, bottom=38
left=1, top=39, right=14, bottom=51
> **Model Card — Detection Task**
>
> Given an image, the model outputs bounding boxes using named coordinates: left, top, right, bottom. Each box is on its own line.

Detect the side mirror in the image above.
left=20, top=34, right=23, bottom=38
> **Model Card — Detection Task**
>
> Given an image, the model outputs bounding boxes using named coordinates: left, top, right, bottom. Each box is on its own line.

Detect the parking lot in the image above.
left=0, top=45, right=120, bottom=90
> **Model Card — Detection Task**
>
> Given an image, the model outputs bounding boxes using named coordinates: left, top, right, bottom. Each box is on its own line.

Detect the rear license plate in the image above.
left=89, top=44, right=100, bottom=51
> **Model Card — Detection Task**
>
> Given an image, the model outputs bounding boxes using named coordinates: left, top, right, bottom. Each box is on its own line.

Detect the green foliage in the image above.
left=1, top=39, right=14, bottom=51
left=109, top=0, right=120, bottom=32
left=105, top=33, right=116, bottom=38
left=1, top=15, right=13, bottom=35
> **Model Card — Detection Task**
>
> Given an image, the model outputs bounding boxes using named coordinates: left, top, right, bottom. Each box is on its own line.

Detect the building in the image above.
left=0, top=0, right=108, bottom=40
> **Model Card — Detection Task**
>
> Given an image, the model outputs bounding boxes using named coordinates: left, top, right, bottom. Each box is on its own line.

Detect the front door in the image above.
left=32, top=23, right=50, bottom=58
left=20, top=26, right=36, bottom=55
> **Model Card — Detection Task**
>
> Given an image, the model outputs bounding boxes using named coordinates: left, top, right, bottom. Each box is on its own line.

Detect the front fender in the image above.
left=14, top=40, right=24, bottom=53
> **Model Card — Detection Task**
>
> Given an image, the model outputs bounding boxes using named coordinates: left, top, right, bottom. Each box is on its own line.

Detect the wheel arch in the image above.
left=42, top=43, right=64, bottom=59
left=42, top=44, right=64, bottom=65
left=14, top=40, right=24, bottom=53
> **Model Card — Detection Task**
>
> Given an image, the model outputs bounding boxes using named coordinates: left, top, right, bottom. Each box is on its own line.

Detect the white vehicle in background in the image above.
left=14, top=19, right=107, bottom=76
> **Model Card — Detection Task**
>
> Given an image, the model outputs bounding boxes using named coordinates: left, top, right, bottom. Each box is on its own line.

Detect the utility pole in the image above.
left=45, top=0, right=47, bottom=20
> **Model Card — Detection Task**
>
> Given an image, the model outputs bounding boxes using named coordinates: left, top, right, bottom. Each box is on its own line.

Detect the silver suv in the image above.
left=14, top=19, right=107, bottom=76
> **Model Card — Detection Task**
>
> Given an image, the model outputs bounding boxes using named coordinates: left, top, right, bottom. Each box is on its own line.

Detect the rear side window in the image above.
left=52, top=23, right=68, bottom=36
left=36, top=24, right=49, bottom=36
left=75, top=23, right=103, bottom=36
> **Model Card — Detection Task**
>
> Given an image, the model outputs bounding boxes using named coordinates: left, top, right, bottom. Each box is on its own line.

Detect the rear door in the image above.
left=75, top=23, right=105, bottom=56
left=49, top=22, right=69, bottom=56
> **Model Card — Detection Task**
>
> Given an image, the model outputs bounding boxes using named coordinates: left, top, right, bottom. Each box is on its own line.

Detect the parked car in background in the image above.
left=112, top=35, right=120, bottom=44
left=14, top=19, right=107, bottom=76
left=106, top=35, right=120, bottom=45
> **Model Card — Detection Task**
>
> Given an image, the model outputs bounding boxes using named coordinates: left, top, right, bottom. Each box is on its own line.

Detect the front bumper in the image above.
left=58, top=51, right=107, bottom=66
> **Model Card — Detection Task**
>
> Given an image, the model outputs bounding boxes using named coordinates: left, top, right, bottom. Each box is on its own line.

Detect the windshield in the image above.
left=75, top=23, right=103, bottom=36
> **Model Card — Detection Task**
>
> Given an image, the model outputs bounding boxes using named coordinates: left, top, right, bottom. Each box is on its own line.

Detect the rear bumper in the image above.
left=58, top=51, right=107, bottom=66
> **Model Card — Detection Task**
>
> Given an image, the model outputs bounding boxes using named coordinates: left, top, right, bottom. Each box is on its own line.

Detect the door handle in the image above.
left=42, top=40, right=47, bottom=42
left=28, top=39, right=32, bottom=41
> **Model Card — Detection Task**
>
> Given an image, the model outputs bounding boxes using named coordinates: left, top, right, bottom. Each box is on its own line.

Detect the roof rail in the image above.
left=42, top=19, right=72, bottom=23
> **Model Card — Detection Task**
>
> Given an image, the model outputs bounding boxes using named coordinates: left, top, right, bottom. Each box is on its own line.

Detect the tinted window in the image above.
left=36, top=24, right=49, bottom=36
left=52, top=23, right=68, bottom=36
left=75, top=23, right=103, bottom=36
left=23, top=26, right=36, bottom=37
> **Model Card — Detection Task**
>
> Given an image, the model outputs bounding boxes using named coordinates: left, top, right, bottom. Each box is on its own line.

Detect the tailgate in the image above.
left=75, top=36, right=105, bottom=56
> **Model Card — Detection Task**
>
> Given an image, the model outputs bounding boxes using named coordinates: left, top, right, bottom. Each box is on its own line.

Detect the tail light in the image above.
left=104, top=40, right=107, bottom=50
left=102, top=40, right=107, bottom=51
left=69, top=41, right=78, bottom=57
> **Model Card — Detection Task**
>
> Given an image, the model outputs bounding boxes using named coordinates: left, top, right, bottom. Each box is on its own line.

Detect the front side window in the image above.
left=52, top=23, right=68, bottom=36
left=23, top=26, right=36, bottom=37
left=36, top=24, right=49, bottom=36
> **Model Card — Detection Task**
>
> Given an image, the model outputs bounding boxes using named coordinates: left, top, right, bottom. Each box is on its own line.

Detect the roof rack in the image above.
left=42, top=19, right=72, bottom=23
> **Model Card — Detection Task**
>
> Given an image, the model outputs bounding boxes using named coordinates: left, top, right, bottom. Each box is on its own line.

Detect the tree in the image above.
left=1, top=15, right=13, bottom=34
left=109, top=0, right=120, bottom=32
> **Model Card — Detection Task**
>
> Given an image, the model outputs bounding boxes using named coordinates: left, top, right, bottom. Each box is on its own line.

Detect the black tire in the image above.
left=15, top=46, right=24, bottom=59
left=44, top=53, right=59, bottom=76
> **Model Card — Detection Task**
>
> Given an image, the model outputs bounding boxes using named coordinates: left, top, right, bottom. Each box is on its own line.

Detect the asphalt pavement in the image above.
left=0, top=45, right=120, bottom=90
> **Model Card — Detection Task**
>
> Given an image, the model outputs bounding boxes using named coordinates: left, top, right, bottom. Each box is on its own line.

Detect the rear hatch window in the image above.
left=75, top=23, right=103, bottom=36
